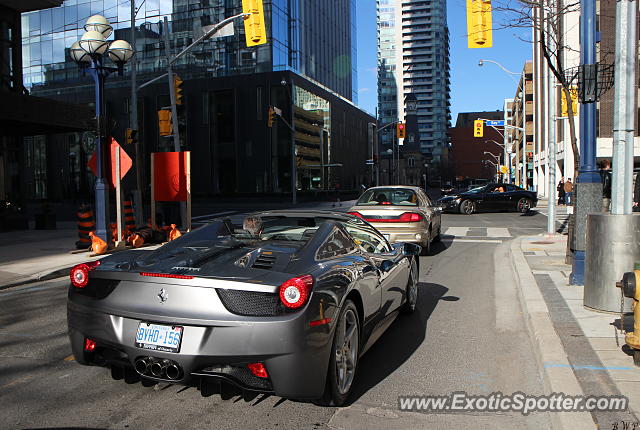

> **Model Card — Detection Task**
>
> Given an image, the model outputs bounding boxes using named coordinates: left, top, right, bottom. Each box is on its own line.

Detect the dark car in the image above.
left=436, top=183, right=538, bottom=215
left=67, top=210, right=421, bottom=406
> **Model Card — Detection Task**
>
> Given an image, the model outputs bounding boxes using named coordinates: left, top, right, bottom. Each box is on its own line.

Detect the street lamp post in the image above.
left=71, top=15, right=134, bottom=244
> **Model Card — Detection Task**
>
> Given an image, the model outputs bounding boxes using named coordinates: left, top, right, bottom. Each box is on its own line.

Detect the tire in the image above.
left=420, top=234, right=431, bottom=256
left=459, top=199, right=475, bottom=215
left=516, top=198, right=531, bottom=213
left=432, top=225, right=441, bottom=243
left=401, top=258, right=419, bottom=314
left=319, top=300, right=360, bottom=406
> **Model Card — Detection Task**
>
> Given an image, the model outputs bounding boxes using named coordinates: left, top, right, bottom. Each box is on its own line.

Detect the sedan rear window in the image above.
left=356, top=188, right=418, bottom=206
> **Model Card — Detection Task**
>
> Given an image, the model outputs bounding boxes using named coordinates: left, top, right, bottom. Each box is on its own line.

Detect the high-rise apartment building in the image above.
left=376, top=0, right=450, bottom=168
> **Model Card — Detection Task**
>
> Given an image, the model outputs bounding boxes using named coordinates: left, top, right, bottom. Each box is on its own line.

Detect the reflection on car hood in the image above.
left=437, top=195, right=460, bottom=201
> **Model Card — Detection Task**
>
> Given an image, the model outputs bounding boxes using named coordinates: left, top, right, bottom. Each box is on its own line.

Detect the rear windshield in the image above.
left=357, top=188, right=418, bottom=206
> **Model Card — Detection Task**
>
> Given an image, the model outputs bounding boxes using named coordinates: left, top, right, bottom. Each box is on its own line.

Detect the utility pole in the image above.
left=130, top=0, right=143, bottom=227
left=547, top=68, right=557, bottom=236
left=570, top=0, right=602, bottom=285
left=163, top=17, right=180, bottom=153
left=611, top=0, right=637, bottom=214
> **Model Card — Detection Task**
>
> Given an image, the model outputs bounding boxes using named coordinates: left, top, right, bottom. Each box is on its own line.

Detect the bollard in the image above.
left=76, top=204, right=95, bottom=249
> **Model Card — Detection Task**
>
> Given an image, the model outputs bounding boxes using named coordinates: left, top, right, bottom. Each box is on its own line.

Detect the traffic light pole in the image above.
left=130, top=0, right=143, bottom=227
left=163, top=17, right=180, bottom=153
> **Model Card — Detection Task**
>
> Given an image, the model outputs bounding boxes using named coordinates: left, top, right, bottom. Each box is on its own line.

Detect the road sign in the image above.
left=88, top=138, right=133, bottom=188
left=485, top=120, right=505, bottom=126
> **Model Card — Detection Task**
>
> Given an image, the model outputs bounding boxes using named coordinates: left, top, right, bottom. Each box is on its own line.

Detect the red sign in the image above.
left=87, top=138, right=133, bottom=188
left=153, top=152, right=189, bottom=202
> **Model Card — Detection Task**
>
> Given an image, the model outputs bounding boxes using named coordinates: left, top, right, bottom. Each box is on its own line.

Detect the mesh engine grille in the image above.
left=216, top=289, right=289, bottom=317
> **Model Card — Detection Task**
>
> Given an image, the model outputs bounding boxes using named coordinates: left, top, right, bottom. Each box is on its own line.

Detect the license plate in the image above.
left=135, top=322, right=183, bottom=353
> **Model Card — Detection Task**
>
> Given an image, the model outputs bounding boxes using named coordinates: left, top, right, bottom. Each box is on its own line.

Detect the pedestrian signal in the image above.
left=474, top=120, right=484, bottom=137
left=466, top=0, right=492, bottom=48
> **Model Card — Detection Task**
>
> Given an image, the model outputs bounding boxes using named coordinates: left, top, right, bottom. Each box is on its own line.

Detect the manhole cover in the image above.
left=531, top=241, right=554, bottom=244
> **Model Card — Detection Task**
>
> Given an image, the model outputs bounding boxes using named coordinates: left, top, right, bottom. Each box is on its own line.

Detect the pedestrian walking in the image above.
left=599, top=159, right=612, bottom=212
left=557, top=177, right=566, bottom=205
left=564, top=178, right=573, bottom=205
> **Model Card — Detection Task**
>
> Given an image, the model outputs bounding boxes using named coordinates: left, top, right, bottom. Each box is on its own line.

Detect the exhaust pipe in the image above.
left=166, top=363, right=181, bottom=380
left=150, top=359, right=171, bottom=378
left=135, top=357, right=153, bottom=375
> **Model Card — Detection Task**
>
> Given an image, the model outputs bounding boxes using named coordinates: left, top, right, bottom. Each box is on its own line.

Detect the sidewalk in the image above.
left=0, top=200, right=357, bottom=289
left=511, top=234, right=640, bottom=429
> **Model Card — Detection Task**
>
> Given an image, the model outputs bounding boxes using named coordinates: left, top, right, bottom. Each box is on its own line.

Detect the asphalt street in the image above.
left=0, top=207, right=556, bottom=429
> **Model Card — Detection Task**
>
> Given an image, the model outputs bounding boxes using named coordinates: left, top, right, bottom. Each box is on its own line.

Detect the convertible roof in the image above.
left=249, top=209, right=354, bottom=222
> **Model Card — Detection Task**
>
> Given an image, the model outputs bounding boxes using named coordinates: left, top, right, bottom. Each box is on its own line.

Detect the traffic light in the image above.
left=396, top=122, right=406, bottom=139
left=561, top=86, right=578, bottom=116
left=125, top=128, right=138, bottom=145
left=267, top=106, right=276, bottom=127
left=466, top=0, right=492, bottom=48
left=241, top=0, right=267, bottom=47
left=474, top=120, right=484, bottom=137
left=158, top=110, right=173, bottom=136
left=173, top=74, right=183, bottom=106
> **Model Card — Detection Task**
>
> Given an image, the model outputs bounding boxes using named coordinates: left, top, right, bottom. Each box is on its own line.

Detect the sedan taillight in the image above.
left=362, top=212, right=424, bottom=223
left=347, top=211, right=362, bottom=218
left=70, top=261, right=101, bottom=288
left=279, top=275, right=314, bottom=309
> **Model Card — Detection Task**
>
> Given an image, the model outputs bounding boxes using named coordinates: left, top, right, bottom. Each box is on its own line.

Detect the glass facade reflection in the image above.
left=20, top=0, right=356, bottom=101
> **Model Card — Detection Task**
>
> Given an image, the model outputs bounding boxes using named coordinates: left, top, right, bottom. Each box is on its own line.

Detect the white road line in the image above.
left=486, top=227, right=511, bottom=238
left=444, top=227, right=469, bottom=237
left=441, top=238, right=503, bottom=244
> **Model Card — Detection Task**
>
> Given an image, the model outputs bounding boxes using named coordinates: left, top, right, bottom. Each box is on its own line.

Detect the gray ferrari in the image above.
left=67, top=210, right=421, bottom=405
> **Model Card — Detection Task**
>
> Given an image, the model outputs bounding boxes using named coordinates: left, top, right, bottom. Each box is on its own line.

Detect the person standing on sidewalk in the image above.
left=564, top=178, right=573, bottom=205
left=634, top=170, right=640, bottom=212
left=557, top=177, right=566, bottom=205
left=599, top=159, right=612, bottom=212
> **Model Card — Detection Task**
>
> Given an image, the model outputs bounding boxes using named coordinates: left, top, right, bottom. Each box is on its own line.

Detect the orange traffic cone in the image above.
left=89, top=231, right=108, bottom=255
left=169, top=224, right=182, bottom=241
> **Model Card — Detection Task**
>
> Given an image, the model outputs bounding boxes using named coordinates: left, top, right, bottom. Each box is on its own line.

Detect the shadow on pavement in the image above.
left=345, top=283, right=457, bottom=405
left=429, top=238, right=452, bottom=256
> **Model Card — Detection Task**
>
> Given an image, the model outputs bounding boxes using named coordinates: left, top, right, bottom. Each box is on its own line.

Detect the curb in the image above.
left=509, top=237, right=596, bottom=430
left=0, top=265, right=74, bottom=291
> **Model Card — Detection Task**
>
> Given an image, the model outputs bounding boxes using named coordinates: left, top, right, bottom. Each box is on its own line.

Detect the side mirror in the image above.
left=403, top=242, right=421, bottom=256
left=379, top=260, right=395, bottom=272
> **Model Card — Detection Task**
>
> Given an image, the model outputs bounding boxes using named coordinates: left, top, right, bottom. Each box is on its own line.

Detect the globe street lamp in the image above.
left=71, top=15, right=134, bottom=244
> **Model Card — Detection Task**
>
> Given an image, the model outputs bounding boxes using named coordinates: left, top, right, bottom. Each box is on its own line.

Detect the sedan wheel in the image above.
left=517, top=198, right=531, bottom=213
left=459, top=199, right=475, bottom=215
left=319, top=300, right=360, bottom=406
left=401, top=258, right=419, bottom=314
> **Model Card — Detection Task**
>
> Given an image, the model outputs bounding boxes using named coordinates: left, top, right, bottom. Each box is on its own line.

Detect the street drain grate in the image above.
left=531, top=241, right=554, bottom=244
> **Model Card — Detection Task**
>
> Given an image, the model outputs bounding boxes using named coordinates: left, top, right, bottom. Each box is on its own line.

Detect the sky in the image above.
left=355, top=0, right=532, bottom=125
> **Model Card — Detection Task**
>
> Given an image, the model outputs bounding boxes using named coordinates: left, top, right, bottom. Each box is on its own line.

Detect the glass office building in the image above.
left=376, top=0, right=450, bottom=161
left=14, top=0, right=372, bottom=200
left=21, top=0, right=356, bottom=101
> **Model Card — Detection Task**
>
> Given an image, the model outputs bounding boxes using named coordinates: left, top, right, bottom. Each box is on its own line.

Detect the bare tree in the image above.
left=490, top=0, right=581, bottom=181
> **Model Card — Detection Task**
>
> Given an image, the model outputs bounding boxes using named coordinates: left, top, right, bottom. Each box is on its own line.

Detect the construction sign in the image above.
left=87, top=138, right=133, bottom=188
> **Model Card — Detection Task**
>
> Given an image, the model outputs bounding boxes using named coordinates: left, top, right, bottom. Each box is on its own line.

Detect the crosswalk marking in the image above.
left=444, top=227, right=469, bottom=237
left=486, top=227, right=511, bottom=238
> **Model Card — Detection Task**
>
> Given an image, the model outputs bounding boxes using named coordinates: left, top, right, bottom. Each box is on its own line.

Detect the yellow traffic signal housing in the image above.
left=466, top=0, right=492, bottom=48
left=242, top=0, right=267, bottom=47
left=474, top=120, right=484, bottom=137
left=173, top=74, right=183, bottom=105
left=396, top=122, right=406, bottom=139
left=561, top=86, right=578, bottom=117
left=267, top=106, right=276, bottom=127
left=158, top=110, right=173, bottom=136
left=125, top=128, right=138, bottom=145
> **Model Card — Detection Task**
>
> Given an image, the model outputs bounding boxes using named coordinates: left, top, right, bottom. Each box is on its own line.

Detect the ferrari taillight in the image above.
left=278, top=275, right=314, bottom=309
left=70, top=261, right=101, bottom=288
